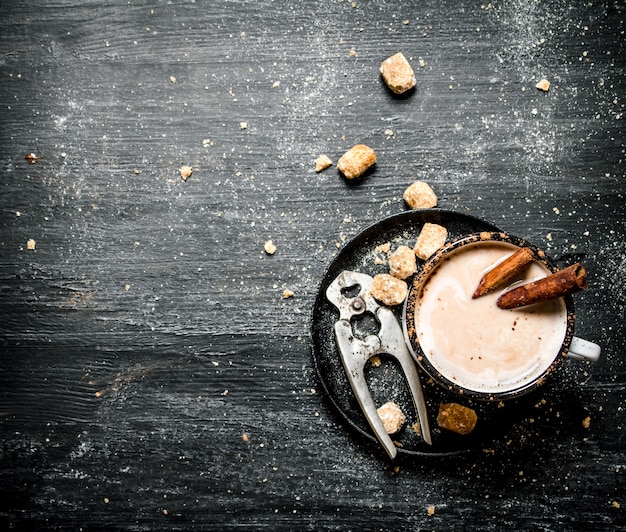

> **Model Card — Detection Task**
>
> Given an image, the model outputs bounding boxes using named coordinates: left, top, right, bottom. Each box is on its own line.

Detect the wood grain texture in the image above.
left=1, top=0, right=624, bottom=529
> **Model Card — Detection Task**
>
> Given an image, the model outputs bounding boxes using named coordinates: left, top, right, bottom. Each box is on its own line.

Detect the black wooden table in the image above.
left=1, top=1, right=624, bottom=530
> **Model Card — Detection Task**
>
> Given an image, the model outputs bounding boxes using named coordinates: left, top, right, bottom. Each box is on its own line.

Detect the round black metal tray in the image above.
left=311, top=209, right=566, bottom=457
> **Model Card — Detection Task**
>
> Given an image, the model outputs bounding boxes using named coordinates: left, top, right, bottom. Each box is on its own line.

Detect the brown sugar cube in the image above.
left=315, top=154, right=333, bottom=173
left=370, top=273, right=408, bottom=306
left=337, top=144, right=377, bottom=180
left=403, top=181, right=438, bottom=209
left=437, top=403, right=478, bottom=435
left=413, top=223, right=448, bottom=260
left=389, top=245, right=417, bottom=280
left=380, top=52, right=416, bottom=95
left=377, top=401, right=406, bottom=434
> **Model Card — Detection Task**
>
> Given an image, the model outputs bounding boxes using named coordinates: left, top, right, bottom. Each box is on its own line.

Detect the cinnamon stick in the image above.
left=472, top=247, right=534, bottom=299
left=497, top=263, right=587, bottom=309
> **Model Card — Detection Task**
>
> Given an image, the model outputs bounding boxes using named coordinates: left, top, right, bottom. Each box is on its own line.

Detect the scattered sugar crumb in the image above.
left=26, top=239, right=36, bottom=250
left=369, top=355, right=381, bottom=367
left=242, top=433, right=250, bottom=442
left=373, top=242, right=391, bottom=265
left=582, top=416, right=591, bottom=429
left=239, top=122, right=248, bottom=130
left=612, top=501, right=620, bottom=509
left=427, top=505, right=435, bottom=516
left=169, top=76, right=176, bottom=84
left=125, top=284, right=131, bottom=291
left=282, top=289, right=294, bottom=299
left=179, top=165, right=193, bottom=181
left=315, top=154, right=333, bottom=173
left=536, top=79, right=551, bottom=92
left=349, top=49, right=357, bottom=57
left=264, top=240, right=277, bottom=255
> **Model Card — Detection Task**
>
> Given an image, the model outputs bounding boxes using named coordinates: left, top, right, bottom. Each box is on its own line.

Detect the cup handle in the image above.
left=567, top=336, right=601, bottom=362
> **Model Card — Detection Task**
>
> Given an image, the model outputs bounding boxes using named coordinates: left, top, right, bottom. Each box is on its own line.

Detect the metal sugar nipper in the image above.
left=326, top=270, right=432, bottom=459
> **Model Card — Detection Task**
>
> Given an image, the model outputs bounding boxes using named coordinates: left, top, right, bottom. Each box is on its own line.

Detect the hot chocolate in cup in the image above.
left=403, top=232, right=600, bottom=401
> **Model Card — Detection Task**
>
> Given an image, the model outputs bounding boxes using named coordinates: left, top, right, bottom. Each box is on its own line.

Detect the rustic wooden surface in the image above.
left=1, top=0, right=624, bottom=529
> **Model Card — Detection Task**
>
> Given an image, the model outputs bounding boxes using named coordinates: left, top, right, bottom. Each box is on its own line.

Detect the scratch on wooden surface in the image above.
left=92, top=363, right=160, bottom=398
